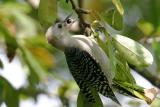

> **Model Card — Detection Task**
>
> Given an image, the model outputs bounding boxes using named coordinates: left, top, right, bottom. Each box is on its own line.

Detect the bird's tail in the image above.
left=97, top=81, right=121, bottom=105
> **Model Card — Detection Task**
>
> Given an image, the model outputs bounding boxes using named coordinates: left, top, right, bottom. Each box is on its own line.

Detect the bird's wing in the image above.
left=64, top=47, right=96, bottom=103
left=70, top=35, right=114, bottom=83
left=64, top=47, right=120, bottom=105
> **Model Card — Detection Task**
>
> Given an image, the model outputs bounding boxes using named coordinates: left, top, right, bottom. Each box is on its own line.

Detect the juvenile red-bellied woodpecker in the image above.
left=45, top=17, right=121, bottom=104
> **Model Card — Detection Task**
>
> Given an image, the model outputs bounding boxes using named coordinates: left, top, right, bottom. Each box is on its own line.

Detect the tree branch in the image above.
left=68, top=0, right=91, bottom=36
left=78, top=0, right=83, bottom=8
left=130, top=65, right=160, bottom=88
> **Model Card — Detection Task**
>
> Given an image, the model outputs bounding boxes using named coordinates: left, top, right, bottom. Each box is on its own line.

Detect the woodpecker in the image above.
left=45, top=17, right=120, bottom=104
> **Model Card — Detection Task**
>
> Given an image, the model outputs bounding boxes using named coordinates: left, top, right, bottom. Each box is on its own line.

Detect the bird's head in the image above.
left=45, top=16, right=76, bottom=44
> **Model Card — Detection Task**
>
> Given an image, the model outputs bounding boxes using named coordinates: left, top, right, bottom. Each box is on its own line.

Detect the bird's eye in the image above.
left=66, top=18, right=72, bottom=24
left=57, top=23, right=62, bottom=29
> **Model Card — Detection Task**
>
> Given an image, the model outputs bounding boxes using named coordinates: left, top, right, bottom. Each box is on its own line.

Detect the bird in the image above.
left=45, top=16, right=120, bottom=104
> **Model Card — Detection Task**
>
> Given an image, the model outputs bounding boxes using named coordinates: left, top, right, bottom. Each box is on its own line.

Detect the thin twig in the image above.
left=78, top=0, right=83, bottom=8
left=69, top=0, right=85, bottom=23
left=68, top=0, right=91, bottom=36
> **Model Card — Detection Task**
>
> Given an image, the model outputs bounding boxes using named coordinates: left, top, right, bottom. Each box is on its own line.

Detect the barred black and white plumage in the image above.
left=45, top=18, right=120, bottom=105
left=65, top=47, right=120, bottom=104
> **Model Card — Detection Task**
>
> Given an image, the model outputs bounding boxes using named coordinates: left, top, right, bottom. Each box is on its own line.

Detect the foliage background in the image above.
left=0, top=0, right=160, bottom=107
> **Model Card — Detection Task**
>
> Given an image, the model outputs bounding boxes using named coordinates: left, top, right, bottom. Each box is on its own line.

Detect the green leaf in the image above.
left=0, top=59, right=3, bottom=69
left=114, top=81, right=158, bottom=104
left=58, top=84, right=70, bottom=107
left=114, top=53, right=136, bottom=84
left=12, top=11, right=37, bottom=37
left=112, top=0, right=124, bottom=15
left=0, top=23, right=18, bottom=62
left=97, top=33, right=135, bottom=83
left=105, top=32, right=117, bottom=78
left=38, top=0, right=57, bottom=29
left=92, top=23, right=117, bottom=78
left=0, top=76, right=19, bottom=107
left=116, top=81, right=144, bottom=92
left=19, top=47, right=46, bottom=86
left=29, top=47, right=55, bottom=69
left=114, top=81, right=146, bottom=101
left=77, top=88, right=103, bottom=107
left=0, top=2, right=31, bottom=16
left=18, top=86, right=45, bottom=100
left=96, top=33, right=115, bottom=79
left=102, top=8, right=123, bottom=30
left=83, top=0, right=110, bottom=23
left=92, top=25, right=135, bottom=83
left=112, top=34, right=153, bottom=68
